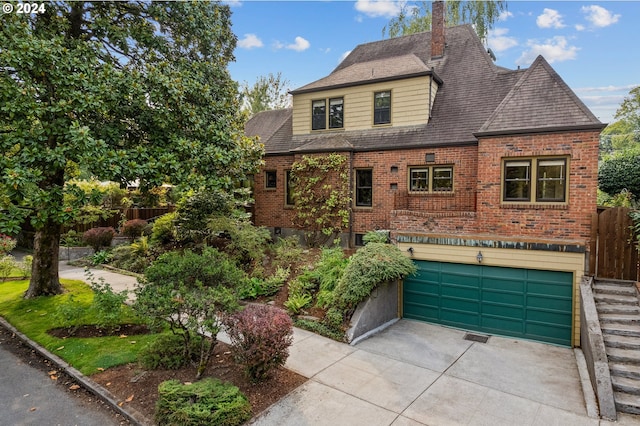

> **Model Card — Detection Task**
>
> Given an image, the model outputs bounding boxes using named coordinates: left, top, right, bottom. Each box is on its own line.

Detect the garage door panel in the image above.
left=404, top=303, right=439, bottom=322
left=527, top=295, right=572, bottom=311
left=441, top=285, right=479, bottom=300
left=483, top=278, right=525, bottom=293
left=441, top=297, right=478, bottom=312
left=525, top=323, right=571, bottom=345
left=527, top=309, right=571, bottom=324
left=482, top=303, right=523, bottom=319
left=441, top=309, right=479, bottom=326
left=483, top=291, right=524, bottom=306
left=482, top=316, right=524, bottom=333
left=403, top=260, right=573, bottom=346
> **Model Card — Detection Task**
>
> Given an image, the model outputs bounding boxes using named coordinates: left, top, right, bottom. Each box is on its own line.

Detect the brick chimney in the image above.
left=431, top=0, right=445, bottom=59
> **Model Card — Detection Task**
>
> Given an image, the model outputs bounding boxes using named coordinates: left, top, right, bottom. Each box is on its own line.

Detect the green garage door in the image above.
left=403, top=261, right=573, bottom=346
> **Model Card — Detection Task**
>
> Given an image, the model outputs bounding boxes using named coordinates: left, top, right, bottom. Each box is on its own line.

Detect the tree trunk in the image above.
left=24, top=218, right=63, bottom=298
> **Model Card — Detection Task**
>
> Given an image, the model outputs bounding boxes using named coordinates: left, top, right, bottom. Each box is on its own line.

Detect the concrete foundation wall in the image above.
left=346, top=280, right=399, bottom=344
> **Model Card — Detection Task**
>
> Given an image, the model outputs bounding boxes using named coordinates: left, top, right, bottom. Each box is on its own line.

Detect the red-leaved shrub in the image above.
left=83, top=227, right=116, bottom=252
left=225, top=304, right=293, bottom=382
left=121, top=219, right=148, bottom=240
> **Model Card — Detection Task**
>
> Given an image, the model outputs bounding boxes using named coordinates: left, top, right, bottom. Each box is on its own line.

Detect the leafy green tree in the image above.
left=598, top=151, right=640, bottom=200
left=0, top=2, right=263, bottom=298
left=383, top=0, right=507, bottom=42
left=241, top=72, right=291, bottom=116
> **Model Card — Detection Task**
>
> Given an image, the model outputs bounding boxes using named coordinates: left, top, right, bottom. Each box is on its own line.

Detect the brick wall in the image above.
left=254, top=129, right=599, bottom=246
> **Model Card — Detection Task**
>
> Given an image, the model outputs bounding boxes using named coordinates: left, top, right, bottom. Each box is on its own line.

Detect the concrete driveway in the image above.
left=250, top=320, right=640, bottom=426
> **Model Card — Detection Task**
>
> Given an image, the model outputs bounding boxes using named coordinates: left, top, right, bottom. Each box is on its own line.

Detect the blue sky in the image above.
left=226, top=1, right=640, bottom=124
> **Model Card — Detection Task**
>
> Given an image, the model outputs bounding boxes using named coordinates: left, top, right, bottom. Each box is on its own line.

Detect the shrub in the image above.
left=362, top=230, right=390, bottom=244
left=121, top=219, right=148, bottom=241
left=330, top=243, right=416, bottom=319
left=155, top=378, right=251, bottom=426
left=83, top=227, right=116, bottom=252
left=271, top=236, right=303, bottom=269
left=151, top=212, right=178, bottom=244
left=208, top=217, right=271, bottom=267
left=0, top=255, right=17, bottom=281
left=138, top=334, right=204, bottom=370
left=225, top=304, right=293, bottom=382
left=284, top=293, right=312, bottom=315
left=175, top=191, right=239, bottom=243
left=134, top=248, right=243, bottom=379
left=20, top=255, right=33, bottom=278
left=238, top=266, right=289, bottom=300
left=61, top=230, right=84, bottom=247
left=313, top=248, right=349, bottom=309
left=86, top=270, right=129, bottom=330
left=91, top=250, right=111, bottom=265
left=0, top=234, right=17, bottom=255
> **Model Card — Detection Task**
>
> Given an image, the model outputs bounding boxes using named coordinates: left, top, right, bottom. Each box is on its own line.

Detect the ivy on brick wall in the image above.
left=290, top=154, right=351, bottom=247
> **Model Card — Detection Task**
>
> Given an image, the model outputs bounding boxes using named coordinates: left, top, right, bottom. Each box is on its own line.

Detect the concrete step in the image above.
left=594, top=284, right=637, bottom=296
left=612, top=376, right=640, bottom=395
left=611, top=363, right=640, bottom=380
left=602, top=323, right=640, bottom=338
left=597, top=303, right=640, bottom=315
left=606, top=347, right=640, bottom=364
left=615, top=391, right=640, bottom=415
left=594, top=293, right=639, bottom=305
left=604, top=334, right=640, bottom=350
left=599, top=313, right=640, bottom=324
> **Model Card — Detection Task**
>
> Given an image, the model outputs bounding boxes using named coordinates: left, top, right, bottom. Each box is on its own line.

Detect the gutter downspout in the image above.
left=348, top=150, right=354, bottom=248
left=428, top=72, right=433, bottom=120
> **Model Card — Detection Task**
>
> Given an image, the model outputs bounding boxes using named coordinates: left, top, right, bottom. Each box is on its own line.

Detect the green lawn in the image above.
left=0, top=279, right=163, bottom=375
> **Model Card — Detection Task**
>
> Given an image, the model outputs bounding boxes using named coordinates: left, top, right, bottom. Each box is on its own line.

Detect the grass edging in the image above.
left=0, top=316, right=151, bottom=426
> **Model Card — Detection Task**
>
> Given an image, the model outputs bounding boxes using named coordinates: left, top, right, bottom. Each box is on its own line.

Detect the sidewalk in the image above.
left=58, top=263, right=640, bottom=426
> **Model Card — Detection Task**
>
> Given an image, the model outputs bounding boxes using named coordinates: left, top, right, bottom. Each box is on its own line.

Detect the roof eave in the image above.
left=289, top=70, right=440, bottom=95
left=474, top=123, right=607, bottom=138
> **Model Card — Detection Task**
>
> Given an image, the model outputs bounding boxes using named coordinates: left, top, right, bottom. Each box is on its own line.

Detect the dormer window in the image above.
left=312, top=97, right=344, bottom=130
left=374, top=91, right=391, bottom=125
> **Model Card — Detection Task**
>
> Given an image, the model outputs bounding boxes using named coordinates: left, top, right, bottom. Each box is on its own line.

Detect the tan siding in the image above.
left=292, top=76, right=436, bottom=134
left=397, top=242, right=585, bottom=347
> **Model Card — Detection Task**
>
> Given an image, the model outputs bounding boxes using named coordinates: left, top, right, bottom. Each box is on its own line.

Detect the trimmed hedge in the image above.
left=155, top=378, right=252, bottom=426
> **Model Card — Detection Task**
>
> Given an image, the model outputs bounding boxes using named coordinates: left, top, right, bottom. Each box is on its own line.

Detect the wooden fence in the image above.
left=65, top=207, right=175, bottom=233
left=590, top=207, right=640, bottom=281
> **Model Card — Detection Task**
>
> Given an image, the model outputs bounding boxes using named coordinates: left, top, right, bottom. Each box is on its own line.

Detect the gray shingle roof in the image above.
left=247, top=25, right=604, bottom=155
left=477, top=55, right=603, bottom=135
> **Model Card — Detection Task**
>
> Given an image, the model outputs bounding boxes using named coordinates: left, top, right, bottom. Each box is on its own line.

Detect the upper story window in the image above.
left=409, top=166, right=453, bottom=193
left=503, top=157, right=567, bottom=203
left=312, top=97, right=344, bottom=130
left=355, top=169, right=373, bottom=207
left=374, top=91, right=391, bottom=125
left=265, top=170, right=277, bottom=189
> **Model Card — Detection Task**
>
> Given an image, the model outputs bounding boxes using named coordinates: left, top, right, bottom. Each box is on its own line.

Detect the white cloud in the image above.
left=487, top=28, right=518, bottom=53
left=536, top=8, right=565, bottom=29
left=354, top=0, right=402, bottom=18
left=575, top=24, right=585, bottom=31
left=516, top=36, right=579, bottom=66
left=575, top=84, right=639, bottom=94
left=237, top=34, right=263, bottom=50
left=498, top=11, right=513, bottom=22
left=286, top=36, right=310, bottom=52
left=223, top=0, right=242, bottom=7
left=581, top=5, right=620, bottom=28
